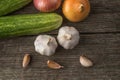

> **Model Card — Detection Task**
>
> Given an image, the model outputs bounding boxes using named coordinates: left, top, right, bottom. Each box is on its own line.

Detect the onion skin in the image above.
left=34, top=0, right=61, bottom=12
left=62, top=0, right=90, bottom=22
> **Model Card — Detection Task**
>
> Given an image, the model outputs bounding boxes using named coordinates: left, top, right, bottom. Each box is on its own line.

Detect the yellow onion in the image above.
left=62, top=0, right=90, bottom=22
left=34, top=0, right=61, bottom=12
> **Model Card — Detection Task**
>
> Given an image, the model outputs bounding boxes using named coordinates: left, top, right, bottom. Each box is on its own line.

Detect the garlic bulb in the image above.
left=57, top=26, right=80, bottom=49
left=34, top=35, right=58, bottom=56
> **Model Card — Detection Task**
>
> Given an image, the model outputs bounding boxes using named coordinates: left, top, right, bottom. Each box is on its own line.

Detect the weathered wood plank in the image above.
left=90, top=0, right=120, bottom=13
left=0, top=34, right=119, bottom=80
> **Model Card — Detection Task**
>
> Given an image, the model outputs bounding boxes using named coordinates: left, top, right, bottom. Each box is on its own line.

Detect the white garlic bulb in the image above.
left=57, top=26, right=80, bottom=49
left=34, top=35, right=58, bottom=56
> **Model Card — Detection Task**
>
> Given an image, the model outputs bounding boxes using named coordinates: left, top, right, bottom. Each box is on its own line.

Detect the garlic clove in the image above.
left=80, top=55, right=93, bottom=67
left=47, top=60, right=64, bottom=69
left=22, top=54, right=31, bottom=68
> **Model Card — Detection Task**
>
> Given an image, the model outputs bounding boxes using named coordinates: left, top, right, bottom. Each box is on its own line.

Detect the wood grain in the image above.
left=0, top=0, right=120, bottom=80
left=0, top=34, right=119, bottom=80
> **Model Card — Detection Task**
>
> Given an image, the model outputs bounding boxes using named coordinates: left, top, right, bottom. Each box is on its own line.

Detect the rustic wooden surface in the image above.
left=0, top=0, right=120, bottom=80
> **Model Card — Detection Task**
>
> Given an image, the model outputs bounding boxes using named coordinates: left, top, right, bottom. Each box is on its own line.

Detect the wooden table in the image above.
left=0, top=0, right=120, bottom=80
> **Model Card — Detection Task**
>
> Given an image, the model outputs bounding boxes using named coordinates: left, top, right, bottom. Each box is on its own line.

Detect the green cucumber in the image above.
left=0, top=13, right=63, bottom=38
left=0, top=0, right=32, bottom=16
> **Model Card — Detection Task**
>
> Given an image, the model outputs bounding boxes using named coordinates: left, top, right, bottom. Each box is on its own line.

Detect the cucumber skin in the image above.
left=0, top=13, right=63, bottom=38
left=0, top=0, right=32, bottom=16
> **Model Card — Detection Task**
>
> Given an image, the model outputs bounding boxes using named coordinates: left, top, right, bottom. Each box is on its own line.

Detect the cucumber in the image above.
left=0, top=13, right=63, bottom=38
left=0, top=0, right=32, bottom=16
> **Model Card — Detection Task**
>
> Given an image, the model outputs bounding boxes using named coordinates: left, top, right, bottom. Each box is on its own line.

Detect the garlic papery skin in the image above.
left=34, top=35, right=58, bottom=56
left=57, top=26, right=80, bottom=49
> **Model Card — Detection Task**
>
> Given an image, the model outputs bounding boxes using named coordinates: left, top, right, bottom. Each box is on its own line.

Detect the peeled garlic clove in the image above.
left=34, top=35, right=58, bottom=56
left=80, top=55, right=93, bottom=67
left=57, top=26, right=80, bottom=49
left=47, top=60, right=64, bottom=69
